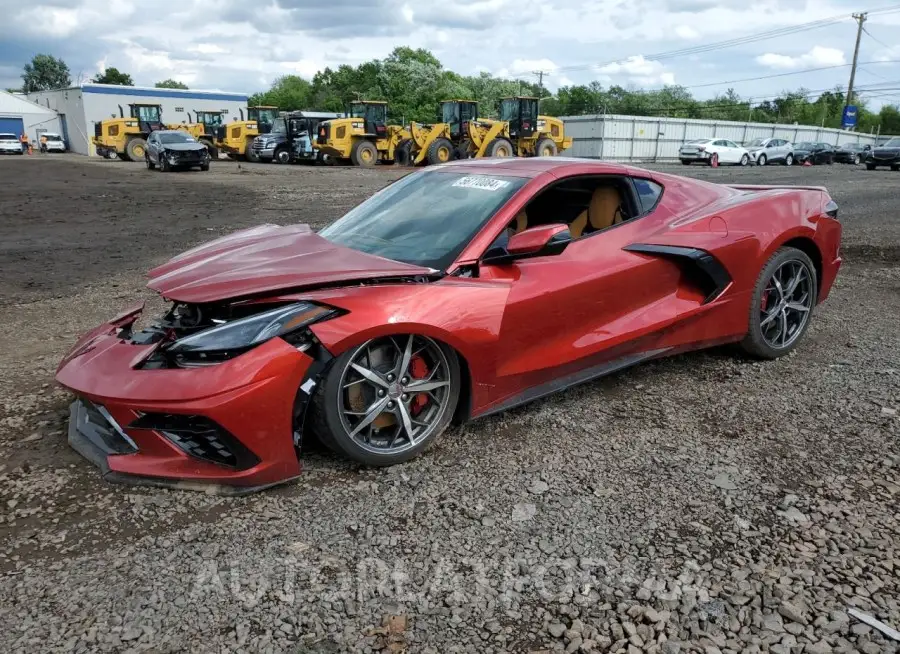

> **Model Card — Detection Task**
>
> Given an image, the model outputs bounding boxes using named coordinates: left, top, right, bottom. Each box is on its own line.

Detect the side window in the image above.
left=632, top=178, right=663, bottom=214
left=713, top=140, right=726, bottom=147
left=725, top=140, right=739, bottom=148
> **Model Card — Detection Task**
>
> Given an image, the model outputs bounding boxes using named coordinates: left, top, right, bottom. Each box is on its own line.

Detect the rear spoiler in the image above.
left=726, top=184, right=828, bottom=193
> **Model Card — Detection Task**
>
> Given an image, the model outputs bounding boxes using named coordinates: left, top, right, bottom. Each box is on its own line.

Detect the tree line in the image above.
left=10, top=50, right=900, bottom=134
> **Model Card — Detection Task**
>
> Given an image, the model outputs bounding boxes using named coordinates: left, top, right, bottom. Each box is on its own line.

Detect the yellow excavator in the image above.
left=93, top=103, right=171, bottom=160
left=216, top=105, right=280, bottom=162
left=467, top=96, right=573, bottom=158
left=315, top=101, right=411, bottom=166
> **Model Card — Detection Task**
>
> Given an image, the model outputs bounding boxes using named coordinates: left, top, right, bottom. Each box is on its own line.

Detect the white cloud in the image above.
left=674, top=25, right=700, bottom=40
left=190, top=44, right=229, bottom=55
left=755, top=46, right=846, bottom=70
left=507, top=58, right=558, bottom=75
left=595, top=56, right=675, bottom=86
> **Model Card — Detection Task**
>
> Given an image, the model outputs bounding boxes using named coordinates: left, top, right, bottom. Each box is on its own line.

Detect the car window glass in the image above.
left=632, top=178, right=663, bottom=214
left=726, top=140, right=739, bottom=148
left=713, top=140, right=726, bottom=146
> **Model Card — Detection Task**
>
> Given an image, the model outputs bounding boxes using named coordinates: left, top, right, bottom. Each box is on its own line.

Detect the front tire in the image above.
left=854, top=154, right=862, bottom=165
left=351, top=139, right=378, bottom=166
left=680, top=159, right=691, bottom=165
left=785, top=153, right=793, bottom=166
left=740, top=154, right=750, bottom=166
left=866, top=163, right=876, bottom=170
left=274, top=148, right=291, bottom=164
left=245, top=139, right=260, bottom=163
left=125, top=138, right=146, bottom=161
left=426, top=137, right=454, bottom=165
left=740, top=247, right=817, bottom=360
left=309, top=335, right=461, bottom=466
left=145, top=155, right=155, bottom=170
left=535, top=137, right=558, bottom=157
left=487, top=138, right=514, bottom=158
left=757, top=154, right=767, bottom=166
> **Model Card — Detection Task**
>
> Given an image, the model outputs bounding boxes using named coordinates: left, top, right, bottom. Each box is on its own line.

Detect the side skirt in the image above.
left=474, top=347, right=672, bottom=419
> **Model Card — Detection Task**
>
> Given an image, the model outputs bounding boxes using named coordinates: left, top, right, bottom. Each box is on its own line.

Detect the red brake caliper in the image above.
left=409, top=355, right=429, bottom=416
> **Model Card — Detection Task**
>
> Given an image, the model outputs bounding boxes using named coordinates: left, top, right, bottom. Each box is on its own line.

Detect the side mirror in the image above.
left=482, top=223, right=572, bottom=266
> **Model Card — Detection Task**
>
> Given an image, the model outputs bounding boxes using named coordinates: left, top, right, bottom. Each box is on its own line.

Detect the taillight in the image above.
left=824, top=199, right=839, bottom=220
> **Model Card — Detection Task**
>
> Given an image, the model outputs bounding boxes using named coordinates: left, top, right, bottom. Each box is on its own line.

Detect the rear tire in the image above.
left=426, top=137, right=454, bottom=165
left=740, top=154, right=750, bottom=166
left=854, top=154, right=861, bottom=165
left=535, top=138, right=558, bottom=157
left=351, top=140, right=378, bottom=166
left=487, top=138, right=514, bottom=158
left=740, top=247, right=817, bottom=360
left=125, top=138, right=146, bottom=161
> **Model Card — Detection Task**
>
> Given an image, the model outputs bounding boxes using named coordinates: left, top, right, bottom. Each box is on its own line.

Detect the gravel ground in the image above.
left=0, top=155, right=898, bottom=654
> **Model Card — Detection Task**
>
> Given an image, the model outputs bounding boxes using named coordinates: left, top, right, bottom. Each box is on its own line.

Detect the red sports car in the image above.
left=56, top=158, right=842, bottom=493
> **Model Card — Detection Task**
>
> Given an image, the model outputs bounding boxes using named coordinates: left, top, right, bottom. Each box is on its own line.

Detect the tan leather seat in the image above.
left=513, top=210, right=528, bottom=233
left=569, top=186, right=624, bottom=238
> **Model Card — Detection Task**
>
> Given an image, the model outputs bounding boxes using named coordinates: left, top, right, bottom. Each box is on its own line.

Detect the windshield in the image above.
left=0, top=134, right=17, bottom=141
left=350, top=103, right=387, bottom=123
left=44, top=134, right=62, bottom=141
left=269, top=119, right=287, bottom=135
left=133, top=105, right=160, bottom=122
left=159, top=132, right=195, bottom=144
left=499, top=99, right=519, bottom=122
left=686, top=139, right=711, bottom=145
left=319, top=171, right=528, bottom=270
left=198, top=113, right=222, bottom=126
left=884, top=137, right=900, bottom=147
left=441, top=102, right=459, bottom=124
left=746, top=138, right=765, bottom=147
left=795, top=142, right=813, bottom=149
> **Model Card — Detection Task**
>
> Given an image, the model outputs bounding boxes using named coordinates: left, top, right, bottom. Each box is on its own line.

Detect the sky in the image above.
left=1, top=0, right=899, bottom=109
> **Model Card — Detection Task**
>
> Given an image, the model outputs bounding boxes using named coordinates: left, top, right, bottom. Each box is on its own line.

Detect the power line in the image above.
left=862, top=26, right=894, bottom=49
left=518, top=3, right=900, bottom=81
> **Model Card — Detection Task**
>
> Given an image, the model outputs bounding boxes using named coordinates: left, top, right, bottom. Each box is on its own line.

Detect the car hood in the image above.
left=163, top=142, right=207, bottom=152
left=147, top=224, right=434, bottom=303
left=873, top=147, right=900, bottom=156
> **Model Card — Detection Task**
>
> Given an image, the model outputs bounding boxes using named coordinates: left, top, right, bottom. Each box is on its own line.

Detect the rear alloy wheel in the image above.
left=741, top=247, right=817, bottom=359
left=310, top=335, right=460, bottom=465
left=785, top=153, right=793, bottom=166
left=757, top=154, right=767, bottom=166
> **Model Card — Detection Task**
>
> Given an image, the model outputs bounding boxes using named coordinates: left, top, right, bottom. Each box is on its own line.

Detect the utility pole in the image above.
left=845, top=12, right=867, bottom=109
left=533, top=70, right=548, bottom=97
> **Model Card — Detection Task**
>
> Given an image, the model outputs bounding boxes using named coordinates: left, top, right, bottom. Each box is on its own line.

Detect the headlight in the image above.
left=167, top=302, right=337, bottom=359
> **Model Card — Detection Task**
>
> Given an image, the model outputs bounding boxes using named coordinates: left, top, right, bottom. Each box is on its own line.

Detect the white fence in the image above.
left=561, top=113, right=894, bottom=162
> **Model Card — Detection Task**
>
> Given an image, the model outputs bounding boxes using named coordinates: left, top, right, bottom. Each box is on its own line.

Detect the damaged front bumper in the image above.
left=55, top=306, right=328, bottom=494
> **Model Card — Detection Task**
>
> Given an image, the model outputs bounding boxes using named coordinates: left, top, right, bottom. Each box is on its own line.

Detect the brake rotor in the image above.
left=345, top=352, right=432, bottom=430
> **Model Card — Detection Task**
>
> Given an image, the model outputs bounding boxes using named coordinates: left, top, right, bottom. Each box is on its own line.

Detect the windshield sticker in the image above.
left=451, top=176, right=511, bottom=191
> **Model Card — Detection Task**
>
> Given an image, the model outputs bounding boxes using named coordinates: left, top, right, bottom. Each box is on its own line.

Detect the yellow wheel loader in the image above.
left=93, top=103, right=170, bottom=161
left=182, top=110, right=224, bottom=159
left=315, top=101, right=410, bottom=166
left=216, top=106, right=279, bottom=162
left=398, top=100, right=479, bottom=166
left=467, top=96, right=573, bottom=159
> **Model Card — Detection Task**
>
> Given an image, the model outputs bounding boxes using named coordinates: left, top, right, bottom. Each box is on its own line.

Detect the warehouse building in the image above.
left=0, top=90, right=62, bottom=143
left=26, top=83, right=249, bottom=156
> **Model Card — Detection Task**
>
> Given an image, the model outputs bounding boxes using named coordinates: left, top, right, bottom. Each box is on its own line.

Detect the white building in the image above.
left=0, top=90, right=61, bottom=143
left=26, top=83, right=249, bottom=155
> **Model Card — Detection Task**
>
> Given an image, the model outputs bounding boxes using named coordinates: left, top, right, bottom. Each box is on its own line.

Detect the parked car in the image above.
left=834, top=143, right=870, bottom=164
left=679, top=138, right=751, bottom=166
left=145, top=130, right=210, bottom=172
left=793, top=142, right=834, bottom=165
left=40, top=132, right=66, bottom=153
left=865, top=137, right=900, bottom=171
left=54, top=158, right=842, bottom=492
left=744, top=137, right=794, bottom=166
left=0, top=133, right=23, bottom=155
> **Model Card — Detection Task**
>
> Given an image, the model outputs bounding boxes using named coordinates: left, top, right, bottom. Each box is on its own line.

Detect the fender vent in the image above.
left=623, top=244, right=732, bottom=304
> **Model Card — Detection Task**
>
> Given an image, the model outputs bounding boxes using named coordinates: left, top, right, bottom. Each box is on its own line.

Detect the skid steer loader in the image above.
left=216, top=106, right=279, bottom=162
left=398, top=100, right=479, bottom=166
left=93, top=103, right=169, bottom=161
left=315, top=101, right=410, bottom=166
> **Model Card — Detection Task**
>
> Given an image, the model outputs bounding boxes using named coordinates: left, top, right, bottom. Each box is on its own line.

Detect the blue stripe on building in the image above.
left=82, top=86, right=248, bottom=103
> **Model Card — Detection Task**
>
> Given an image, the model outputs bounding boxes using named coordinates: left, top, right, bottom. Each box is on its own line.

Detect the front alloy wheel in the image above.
left=311, top=335, right=460, bottom=465
left=741, top=247, right=817, bottom=359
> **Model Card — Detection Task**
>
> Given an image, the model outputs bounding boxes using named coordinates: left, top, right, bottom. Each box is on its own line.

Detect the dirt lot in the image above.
left=0, top=155, right=898, bottom=654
